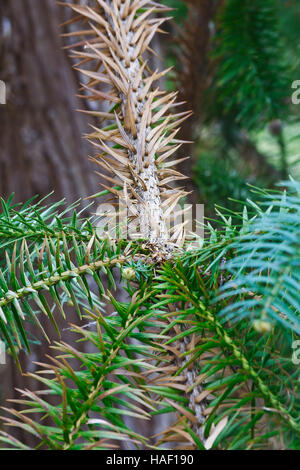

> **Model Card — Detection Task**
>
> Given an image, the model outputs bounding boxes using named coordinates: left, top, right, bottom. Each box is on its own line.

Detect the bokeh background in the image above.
left=1, top=0, right=300, bottom=445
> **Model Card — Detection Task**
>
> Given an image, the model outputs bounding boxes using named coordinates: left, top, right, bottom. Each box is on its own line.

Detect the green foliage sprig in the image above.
left=213, top=0, right=290, bottom=131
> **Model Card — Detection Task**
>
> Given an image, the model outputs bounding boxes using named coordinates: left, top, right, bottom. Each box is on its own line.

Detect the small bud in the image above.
left=122, top=267, right=136, bottom=281
left=253, top=320, right=273, bottom=334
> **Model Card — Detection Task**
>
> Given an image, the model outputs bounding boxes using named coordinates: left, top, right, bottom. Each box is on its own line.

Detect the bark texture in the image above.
left=0, top=0, right=99, bottom=446
left=0, top=0, right=98, bottom=204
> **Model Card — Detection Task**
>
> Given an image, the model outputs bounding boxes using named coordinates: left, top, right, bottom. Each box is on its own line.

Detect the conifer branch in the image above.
left=64, top=0, right=191, bottom=253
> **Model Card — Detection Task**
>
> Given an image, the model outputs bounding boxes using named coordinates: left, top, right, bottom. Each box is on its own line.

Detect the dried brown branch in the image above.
left=63, top=0, right=192, bottom=254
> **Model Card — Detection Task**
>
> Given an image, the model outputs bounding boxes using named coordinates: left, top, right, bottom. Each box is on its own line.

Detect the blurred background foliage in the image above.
left=164, top=0, right=300, bottom=219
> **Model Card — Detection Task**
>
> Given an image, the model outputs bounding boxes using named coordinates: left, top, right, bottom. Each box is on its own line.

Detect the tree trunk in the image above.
left=0, top=0, right=99, bottom=446
left=175, top=0, right=222, bottom=206
left=0, top=0, right=98, bottom=204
